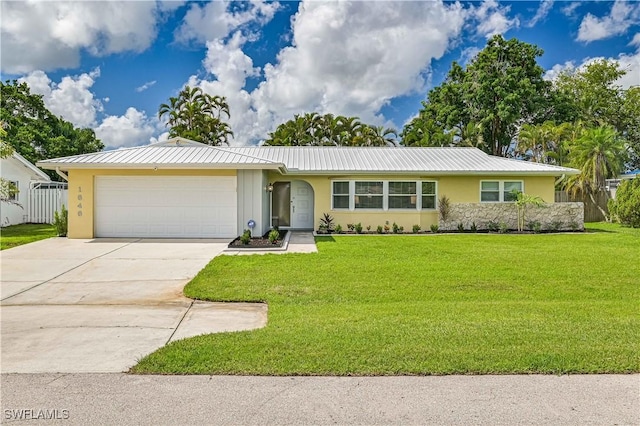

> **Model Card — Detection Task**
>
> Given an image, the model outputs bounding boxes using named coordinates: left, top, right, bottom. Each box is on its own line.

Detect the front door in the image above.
left=271, top=181, right=314, bottom=229
left=291, top=180, right=313, bottom=229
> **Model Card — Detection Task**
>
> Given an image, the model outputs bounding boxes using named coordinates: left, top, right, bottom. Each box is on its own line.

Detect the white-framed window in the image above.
left=331, top=180, right=437, bottom=211
left=8, top=180, right=18, bottom=201
left=480, top=180, right=523, bottom=202
left=332, top=181, right=350, bottom=209
left=422, top=181, right=437, bottom=209
left=388, top=181, right=417, bottom=209
left=355, top=181, right=383, bottom=209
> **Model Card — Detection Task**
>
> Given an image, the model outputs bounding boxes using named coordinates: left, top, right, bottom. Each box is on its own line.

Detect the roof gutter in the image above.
left=55, top=167, right=69, bottom=182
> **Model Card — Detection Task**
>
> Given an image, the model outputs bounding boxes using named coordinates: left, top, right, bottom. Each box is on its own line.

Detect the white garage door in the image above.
left=95, top=176, right=237, bottom=238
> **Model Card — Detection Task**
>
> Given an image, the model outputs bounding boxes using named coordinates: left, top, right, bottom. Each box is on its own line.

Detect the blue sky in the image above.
left=1, top=1, right=639, bottom=150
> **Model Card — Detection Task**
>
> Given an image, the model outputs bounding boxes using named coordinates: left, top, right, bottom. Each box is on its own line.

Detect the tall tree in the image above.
left=403, top=35, right=551, bottom=156
left=564, top=126, right=627, bottom=219
left=0, top=81, right=103, bottom=173
left=158, top=86, right=233, bottom=146
left=553, top=60, right=639, bottom=169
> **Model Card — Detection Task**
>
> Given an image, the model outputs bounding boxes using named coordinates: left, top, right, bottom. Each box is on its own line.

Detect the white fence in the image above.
left=29, top=184, right=68, bottom=224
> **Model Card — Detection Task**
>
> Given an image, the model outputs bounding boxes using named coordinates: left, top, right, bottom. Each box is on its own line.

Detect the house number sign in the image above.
left=77, top=186, right=83, bottom=217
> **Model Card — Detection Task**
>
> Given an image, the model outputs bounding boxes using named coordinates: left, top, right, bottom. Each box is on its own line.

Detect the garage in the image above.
left=94, top=176, right=237, bottom=238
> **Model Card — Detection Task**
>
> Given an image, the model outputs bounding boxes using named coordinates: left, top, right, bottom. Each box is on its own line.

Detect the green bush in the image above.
left=609, top=179, right=640, bottom=227
left=376, top=225, right=383, bottom=234
left=392, top=222, right=400, bottom=234
left=268, top=229, right=280, bottom=244
left=354, top=223, right=363, bottom=234
left=412, top=224, right=421, bottom=233
left=240, top=229, right=251, bottom=245
left=53, top=205, right=68, bottom=237
left=335, top=224, right=343, bottom=234
left=430, top=223, right=439, bottom=233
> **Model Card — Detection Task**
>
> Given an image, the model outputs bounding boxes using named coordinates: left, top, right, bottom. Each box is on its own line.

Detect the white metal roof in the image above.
left=37, top=138, right=579, bottom=176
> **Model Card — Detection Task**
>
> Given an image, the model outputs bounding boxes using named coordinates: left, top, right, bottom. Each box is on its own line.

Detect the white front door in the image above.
left=290, top=180, right=313, bottom=229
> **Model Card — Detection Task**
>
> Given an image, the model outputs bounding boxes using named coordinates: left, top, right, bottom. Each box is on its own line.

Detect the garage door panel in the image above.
left=95, top=176, right=237, bottom=238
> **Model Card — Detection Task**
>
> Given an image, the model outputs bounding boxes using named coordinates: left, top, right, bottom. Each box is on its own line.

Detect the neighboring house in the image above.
left=36, top=137, right=582, bottom=239
left=1, top=151, right=67, bottom=227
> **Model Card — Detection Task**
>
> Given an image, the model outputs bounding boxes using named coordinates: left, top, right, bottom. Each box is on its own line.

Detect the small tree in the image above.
left=514, top=191, right=545, bottom=232
left=608, top=179, right=640, bottom=227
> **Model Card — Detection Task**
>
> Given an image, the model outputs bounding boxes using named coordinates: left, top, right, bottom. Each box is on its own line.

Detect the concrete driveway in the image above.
left=0, top=238, right=267, bottom=373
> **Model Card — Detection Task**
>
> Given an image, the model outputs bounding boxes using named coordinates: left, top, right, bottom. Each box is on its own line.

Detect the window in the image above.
left=503, top=181, right=522, bottom=201
left=7, top=181, right=18, bottom=201
left=332, top=181, right=350, bottom=209
left=389, top=182, right=416, bottom=209
left=481, top=180, right=523, bottom=202
left=331, top=180, right=437, bottom=211
left=355, top=181, right=383, bottom=209
left=422, top=181, right=436, bottom=209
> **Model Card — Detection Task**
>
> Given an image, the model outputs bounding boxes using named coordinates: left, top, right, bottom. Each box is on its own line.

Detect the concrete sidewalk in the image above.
left=1, top=373, right=637, bottom=425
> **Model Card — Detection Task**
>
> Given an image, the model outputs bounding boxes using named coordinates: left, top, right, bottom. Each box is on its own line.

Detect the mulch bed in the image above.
left=228, top=230, right=288, bottom=248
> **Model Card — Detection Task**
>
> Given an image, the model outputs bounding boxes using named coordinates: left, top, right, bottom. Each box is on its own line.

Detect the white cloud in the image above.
left=175, top=0, right=279, bottom=45
left=248, top=1, right=466, bottom=142
left=0, top=1, right=161, bottom=73
left=630, top=33, right=640, bottom=47
left=184, top=1, right=467, bottom=145
left=528, top=0, right=554, bottom=28
left=95, top=108, right=158, bottom=150
left=19, top=69, right=103, bottom=128
left=561, top=2, right=580, bottom=18
left=135, top=81, right=157, bottom=93
left=544, top=50, right=640, bottom=89
left=472, top=0, right=519, bottom=38
left=577, top=0, right=640, bottom=43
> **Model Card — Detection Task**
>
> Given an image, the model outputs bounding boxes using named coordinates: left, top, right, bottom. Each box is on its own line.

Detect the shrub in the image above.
left=499, top=222, right=509, bottom=234
left=376, top=225, right=383, bottom=234
left=354, top=223, right=363, bottom=234
left=319, top=213, right=335, bottom=232
left=268, top=228, right=280, bottom=244
left=457, top=223, right=465, bottom=232
left=366, top=225, right=371, bottom=232
left=412, top=224, right=421, bottom=233
left=470, top=222, right=477, bottom=233
left=240, top=229, right=251, bottom=245
left=527, top=220, right=542, bottom=233
left=486, top=221, right=499, bottom=232
left=438, top=195, right=450, bottom=222
left=398, top=225, right=404, bottom=233
left=53, top=205, right=68, bottom=237
left=347, top=223, right=355, bottom=232
left=548, top=221, right=562, bottom=232
left=609, top=179, right=640, bottom=227
left=383, top=224, right=390, bottom=233
left=430, top=224, right=439, bottom=233
left=335, top=224, right=343, bottom=234
left=392, top=222, right=400, bottom=234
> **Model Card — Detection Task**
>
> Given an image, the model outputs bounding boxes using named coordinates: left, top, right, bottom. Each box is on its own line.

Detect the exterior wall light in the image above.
left=267, top=183, right=274, bottom=192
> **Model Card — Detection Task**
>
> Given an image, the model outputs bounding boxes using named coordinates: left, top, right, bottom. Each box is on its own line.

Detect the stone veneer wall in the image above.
left=440, top=202, right=584, bottom=231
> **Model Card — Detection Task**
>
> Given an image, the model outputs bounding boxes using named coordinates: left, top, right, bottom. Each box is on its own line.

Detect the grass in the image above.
left=0, top=223, right=57, bottom=250
left=133, top=223, right=639, bottom=375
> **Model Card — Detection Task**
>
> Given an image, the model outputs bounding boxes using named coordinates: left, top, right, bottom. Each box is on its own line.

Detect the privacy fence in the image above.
left=555, top=191, right=609, bottom=222
left=29, top=183, right=68, bottom=224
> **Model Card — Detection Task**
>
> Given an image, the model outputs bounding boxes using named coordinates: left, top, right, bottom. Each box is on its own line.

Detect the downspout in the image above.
left=55, top=167, right=69, bottom=182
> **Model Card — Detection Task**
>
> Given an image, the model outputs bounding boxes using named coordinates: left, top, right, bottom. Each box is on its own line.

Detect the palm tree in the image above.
left=158, top=86, right=232, bottom=146
left=564, top=125, right=627, bottom=220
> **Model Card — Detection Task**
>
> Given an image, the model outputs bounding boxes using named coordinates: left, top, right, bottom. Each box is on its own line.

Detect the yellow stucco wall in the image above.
left=67, top=169, right=236, bottom=238
left=267, top=173, right=556, bottom=231
left=67, top=168, right=556, bottom=238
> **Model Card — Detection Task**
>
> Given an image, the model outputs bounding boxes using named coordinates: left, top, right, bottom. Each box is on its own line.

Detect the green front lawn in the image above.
left=0, top=223, right=57, bottom=250
left=133, top=223, right=639, bottom=375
